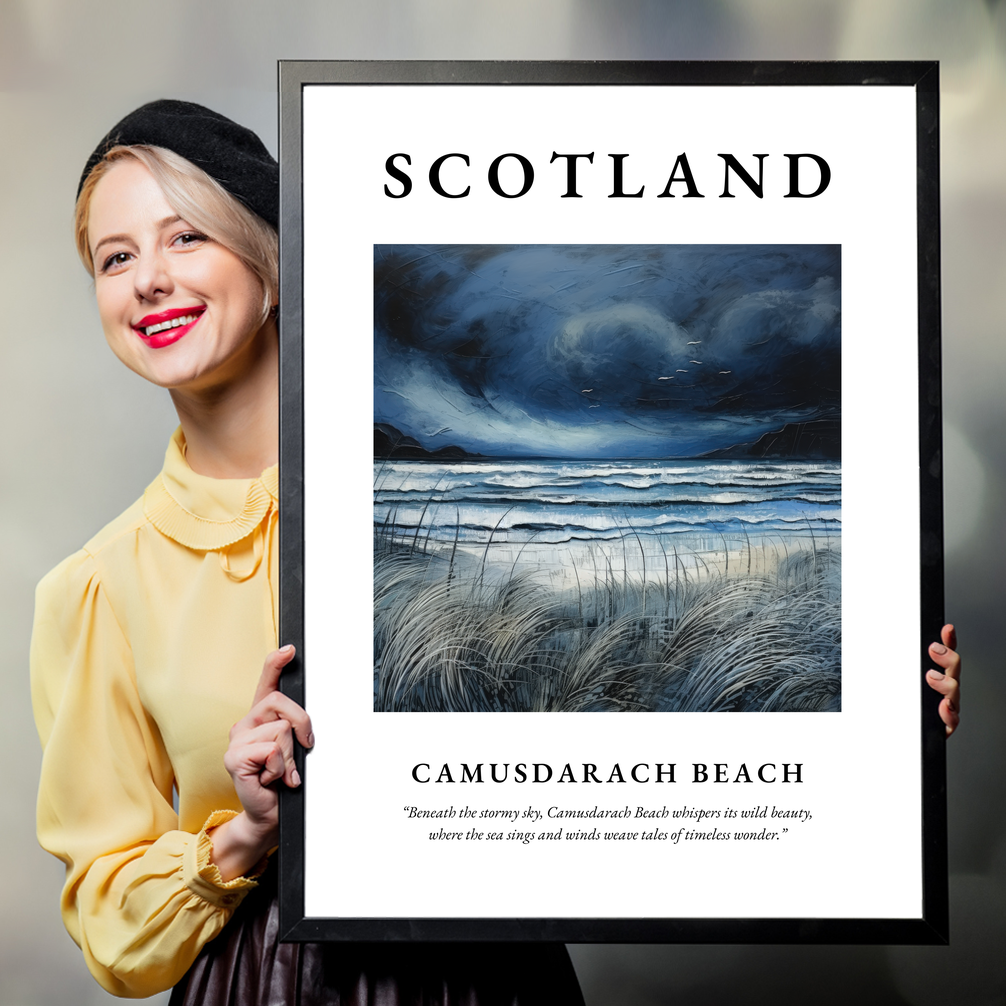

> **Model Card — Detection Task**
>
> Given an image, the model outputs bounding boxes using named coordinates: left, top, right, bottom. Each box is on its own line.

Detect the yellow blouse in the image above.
left=31, top=428, right=279, bottom=998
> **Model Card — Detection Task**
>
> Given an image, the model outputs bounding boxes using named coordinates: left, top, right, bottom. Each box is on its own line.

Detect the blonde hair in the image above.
left=75, top=145, right=278, bottom=322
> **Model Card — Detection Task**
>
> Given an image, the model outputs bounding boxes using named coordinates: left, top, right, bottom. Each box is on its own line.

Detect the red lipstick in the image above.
left=133, top=306, right=205, bottom=349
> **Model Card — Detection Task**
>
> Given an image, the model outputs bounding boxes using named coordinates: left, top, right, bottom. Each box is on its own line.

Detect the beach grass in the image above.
left=373, top=526, right=841, bottom=713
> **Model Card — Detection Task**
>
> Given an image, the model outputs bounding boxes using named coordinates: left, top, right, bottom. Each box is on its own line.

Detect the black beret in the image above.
left=78, top=99, right=278, bottom=228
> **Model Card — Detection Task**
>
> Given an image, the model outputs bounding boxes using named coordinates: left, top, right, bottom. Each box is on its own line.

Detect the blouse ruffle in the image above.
left=143, top=430, right=278, bottom=551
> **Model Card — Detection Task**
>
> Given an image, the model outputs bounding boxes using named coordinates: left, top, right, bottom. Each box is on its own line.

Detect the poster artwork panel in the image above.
left=373, top=244, right=841, bottom=713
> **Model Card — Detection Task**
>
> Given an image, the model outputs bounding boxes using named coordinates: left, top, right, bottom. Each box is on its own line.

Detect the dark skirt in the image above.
left=169, top=870, right=585, bottom=1006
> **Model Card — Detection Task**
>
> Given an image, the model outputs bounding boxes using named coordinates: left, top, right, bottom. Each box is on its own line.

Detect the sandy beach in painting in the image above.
left=439, top=527, right=835, bottom=591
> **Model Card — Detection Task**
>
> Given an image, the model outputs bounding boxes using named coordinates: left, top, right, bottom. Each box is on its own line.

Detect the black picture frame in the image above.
left=277, top=60, right=945, bottom=944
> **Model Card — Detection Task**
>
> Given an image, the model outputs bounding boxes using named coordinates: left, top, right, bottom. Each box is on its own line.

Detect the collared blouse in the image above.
left=31, top=428, right=279, bottom=998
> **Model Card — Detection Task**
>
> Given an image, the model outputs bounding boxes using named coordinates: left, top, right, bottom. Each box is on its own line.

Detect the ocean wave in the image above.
left=373, top=458, right=842, bottom=546
left=376, top=519, right=842, bottom=546
left=375, top=476, right=840, bottom=497
left=374, top=491, right=842, bottom=509
left=375, top=510, right=842, bottom=536
left=376, top=460, right=840, bottom=490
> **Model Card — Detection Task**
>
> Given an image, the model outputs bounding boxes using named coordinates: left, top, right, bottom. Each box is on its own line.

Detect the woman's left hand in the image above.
left=926, top=624, right=961, bottom=737
left=209, top=645, right=313, bottom=881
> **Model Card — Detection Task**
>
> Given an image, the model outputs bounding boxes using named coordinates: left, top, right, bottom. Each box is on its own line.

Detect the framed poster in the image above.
left=277, top=61, right=946, bottom=943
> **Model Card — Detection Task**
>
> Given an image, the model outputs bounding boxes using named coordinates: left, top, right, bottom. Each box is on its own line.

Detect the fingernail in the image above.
left=280, top=644, right=295, bottom=654
left=292, top=768, right=301, bottom=787
left=946, top=700, right=956, bottom=713
left=306, top=732, right=315, bottom=748
left=928, top=670, right=944, bottom=680
left=931, top=643, right=947, bottom=655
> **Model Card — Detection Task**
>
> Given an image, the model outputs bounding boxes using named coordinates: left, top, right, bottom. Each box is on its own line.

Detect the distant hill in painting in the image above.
left=701, top=419, right=840, bottom=460
left=375, top=419, right=839, bottom=462
left=374, top=423, right=483, bottom=460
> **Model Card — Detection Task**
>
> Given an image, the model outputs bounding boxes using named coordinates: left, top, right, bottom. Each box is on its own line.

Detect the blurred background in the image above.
left=1, top=1, right=1003, bottom=1003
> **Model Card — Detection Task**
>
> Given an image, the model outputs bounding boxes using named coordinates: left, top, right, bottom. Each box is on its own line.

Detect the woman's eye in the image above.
left=101, top=251, right=132, bottom=273
left=173, top=231, right=208, bottom=248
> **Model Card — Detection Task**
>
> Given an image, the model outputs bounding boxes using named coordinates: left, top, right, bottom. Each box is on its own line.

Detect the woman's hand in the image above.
left=209, top=645, right=314, bottom=881
left=926, top=624, right=961, bottom=738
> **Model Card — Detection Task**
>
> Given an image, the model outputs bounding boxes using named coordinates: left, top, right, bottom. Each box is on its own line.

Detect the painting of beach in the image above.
left=373, top=245, right=841, bottom=713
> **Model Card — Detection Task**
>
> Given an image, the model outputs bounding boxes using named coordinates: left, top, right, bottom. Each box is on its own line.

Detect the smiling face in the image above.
left=87, top=158, right=273, bottom=393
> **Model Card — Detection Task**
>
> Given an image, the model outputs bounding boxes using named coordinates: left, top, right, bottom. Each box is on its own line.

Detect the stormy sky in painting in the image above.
left=374, top=245, right=840, bottom=458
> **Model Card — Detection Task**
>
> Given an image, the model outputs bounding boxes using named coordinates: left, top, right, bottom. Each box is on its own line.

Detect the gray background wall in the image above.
left=1, top=2, right=1003, bottom=1003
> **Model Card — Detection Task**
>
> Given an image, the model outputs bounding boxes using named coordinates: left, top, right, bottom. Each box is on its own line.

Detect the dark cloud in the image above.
left=374, top=244, right=840, bottom=457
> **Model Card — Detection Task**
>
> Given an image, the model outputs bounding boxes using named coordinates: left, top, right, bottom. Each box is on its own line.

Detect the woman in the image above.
left=31, top=99, right=585, bottom=1003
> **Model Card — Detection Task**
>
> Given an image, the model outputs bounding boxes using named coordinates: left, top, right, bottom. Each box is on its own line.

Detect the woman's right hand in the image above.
left=209, top=645, right=314, bottom=881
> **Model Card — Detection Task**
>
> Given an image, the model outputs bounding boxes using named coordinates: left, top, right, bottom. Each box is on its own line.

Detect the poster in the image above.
left=278, top=62, right=945, bottom=942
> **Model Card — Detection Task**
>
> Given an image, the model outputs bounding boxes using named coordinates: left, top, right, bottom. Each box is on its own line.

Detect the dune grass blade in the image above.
left=374, top=532, right=841, bottom=713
